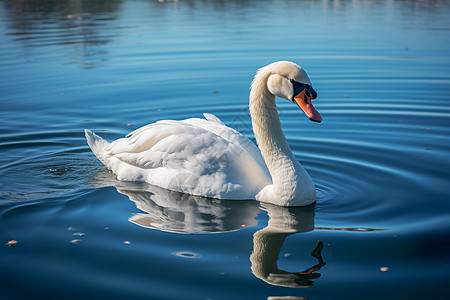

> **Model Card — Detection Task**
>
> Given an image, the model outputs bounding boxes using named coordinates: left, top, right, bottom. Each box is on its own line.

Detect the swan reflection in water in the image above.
left=251, top=203, right=325, bottom=288
left=92, top=175, right=326, bottom=289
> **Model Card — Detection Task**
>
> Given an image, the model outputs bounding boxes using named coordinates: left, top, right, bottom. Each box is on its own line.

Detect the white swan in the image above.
left=85, top=61, right=322, bottom=206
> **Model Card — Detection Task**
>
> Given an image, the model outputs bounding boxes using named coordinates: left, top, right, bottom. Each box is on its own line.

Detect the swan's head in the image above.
left=263, top=61, right=322, bottom=123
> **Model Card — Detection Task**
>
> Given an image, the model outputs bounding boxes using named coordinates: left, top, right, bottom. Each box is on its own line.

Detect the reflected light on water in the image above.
left=172, top=251, right=201, bottom=259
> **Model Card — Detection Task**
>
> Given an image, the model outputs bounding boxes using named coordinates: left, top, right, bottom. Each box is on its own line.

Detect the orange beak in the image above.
left=293, top=91, right=322, bottom=123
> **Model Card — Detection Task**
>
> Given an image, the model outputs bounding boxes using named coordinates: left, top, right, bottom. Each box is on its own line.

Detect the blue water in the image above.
left=1, top=0, right=450, bottom=299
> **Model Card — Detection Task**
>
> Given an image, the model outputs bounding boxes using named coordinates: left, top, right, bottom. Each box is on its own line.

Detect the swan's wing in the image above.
left=102, top=116, right=271, bottom=199
left=203, top=113, right=225, bottom=125
left=181, top=114, right=269, bottom=172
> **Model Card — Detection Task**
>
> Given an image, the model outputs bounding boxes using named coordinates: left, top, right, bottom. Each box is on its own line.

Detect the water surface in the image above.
left=1, top=0, right=449, bottom=299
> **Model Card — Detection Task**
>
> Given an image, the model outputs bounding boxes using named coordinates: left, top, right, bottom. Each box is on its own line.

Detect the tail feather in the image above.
left=85, top=129, right=109, bottom=164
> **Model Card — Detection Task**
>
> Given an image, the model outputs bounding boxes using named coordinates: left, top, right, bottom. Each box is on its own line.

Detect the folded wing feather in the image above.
left=101, top=114, right=271, bottom=199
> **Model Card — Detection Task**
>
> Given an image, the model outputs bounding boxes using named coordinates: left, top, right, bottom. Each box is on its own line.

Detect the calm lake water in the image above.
left=1, top=0, right=450, bottom=299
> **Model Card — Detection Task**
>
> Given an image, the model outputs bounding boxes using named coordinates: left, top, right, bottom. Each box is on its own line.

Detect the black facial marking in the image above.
left=291, top=79, right=317, bottom=99
left=304, top=94, right=309, bottom=104
left=305, top=90, right=311, bottom=98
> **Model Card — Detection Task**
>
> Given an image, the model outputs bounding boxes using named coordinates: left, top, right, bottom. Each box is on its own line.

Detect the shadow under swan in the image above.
left=91, top=173, right=325, bottom=288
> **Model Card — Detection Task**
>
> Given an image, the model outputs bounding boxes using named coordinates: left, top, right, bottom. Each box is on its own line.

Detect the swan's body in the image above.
left=85, top=61, right=322, bottom=206
left=86, top=114, right=272, bottom=200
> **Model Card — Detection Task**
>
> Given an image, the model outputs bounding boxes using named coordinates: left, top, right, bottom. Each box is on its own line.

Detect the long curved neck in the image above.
left=249, top=72, right=315, bottom=205
left=249, top=74, right=300, bottom=201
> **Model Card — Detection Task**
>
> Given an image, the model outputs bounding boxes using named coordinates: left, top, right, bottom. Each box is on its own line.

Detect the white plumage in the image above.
left=85, top=114, right=271, bottom=199
left=86, top=61, right=321, bottom=206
